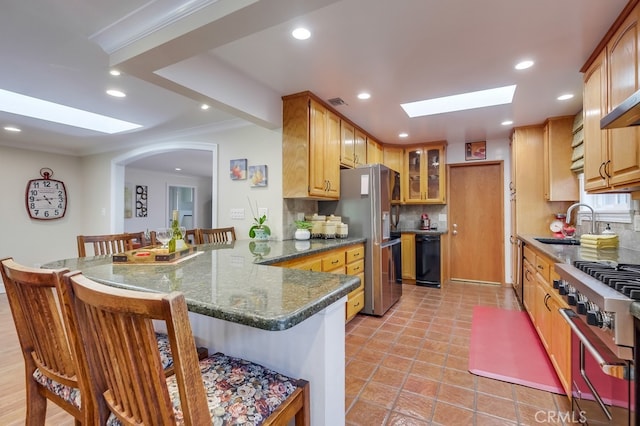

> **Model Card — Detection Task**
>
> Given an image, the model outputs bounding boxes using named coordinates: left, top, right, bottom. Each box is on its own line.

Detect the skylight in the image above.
left=401, top=85, right=517, bottom=118
left=0, top=89, right=142, bottom=134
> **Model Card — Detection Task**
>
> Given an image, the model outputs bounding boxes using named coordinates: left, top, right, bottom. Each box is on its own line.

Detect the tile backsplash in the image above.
left=396, top=204, right=447, bottom=231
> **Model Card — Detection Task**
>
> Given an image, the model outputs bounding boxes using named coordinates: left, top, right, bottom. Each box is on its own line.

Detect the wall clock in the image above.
left=25, top=168, right=67, bottom=220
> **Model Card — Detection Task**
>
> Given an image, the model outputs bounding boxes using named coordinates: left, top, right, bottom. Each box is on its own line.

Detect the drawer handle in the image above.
left=353, top=266, right=360, bottom=271
left=354, top=302, right=360, bottom=307
left=332, top=259, right=339, bottom=264
left=352, top=253, right=360, bottom=257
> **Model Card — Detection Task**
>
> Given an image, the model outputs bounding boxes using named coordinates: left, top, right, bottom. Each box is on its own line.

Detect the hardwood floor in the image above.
left=0, top=294, right=74, bottom=425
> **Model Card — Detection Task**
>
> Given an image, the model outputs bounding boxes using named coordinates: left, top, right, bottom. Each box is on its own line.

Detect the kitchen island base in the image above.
left=172, top=296, right=347, bottom=426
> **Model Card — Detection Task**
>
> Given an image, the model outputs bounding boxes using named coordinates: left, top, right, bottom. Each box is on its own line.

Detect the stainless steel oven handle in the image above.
left=559, top=309, right=630, bottom=380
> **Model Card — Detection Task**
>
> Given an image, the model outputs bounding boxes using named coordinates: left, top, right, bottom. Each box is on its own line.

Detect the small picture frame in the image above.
left=249, top=165, right=268, bottom=187
left=230, top=159, right=247, bottom=180
left=465, top=141, right=486, bottom=161
left=135, top=185, right=148, bottom=217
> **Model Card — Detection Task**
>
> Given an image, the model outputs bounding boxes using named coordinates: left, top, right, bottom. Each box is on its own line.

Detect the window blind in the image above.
left=571, top=110, right=584, bottom=173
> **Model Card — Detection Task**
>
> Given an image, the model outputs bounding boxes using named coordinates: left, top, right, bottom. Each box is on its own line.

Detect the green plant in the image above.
left=248, top=198, right=271, bottom=238
left=294, top=220, right=313, bottom=230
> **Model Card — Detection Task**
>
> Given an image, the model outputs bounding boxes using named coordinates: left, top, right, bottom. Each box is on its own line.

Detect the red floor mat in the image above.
left=468, top=305, right=565, bottom=394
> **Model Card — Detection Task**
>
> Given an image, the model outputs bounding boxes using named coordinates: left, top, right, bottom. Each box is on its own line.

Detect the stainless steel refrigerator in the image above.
left=319, top=164, right=402, bottom=316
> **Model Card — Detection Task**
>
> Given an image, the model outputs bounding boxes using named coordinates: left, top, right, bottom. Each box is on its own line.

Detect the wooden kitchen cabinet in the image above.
left=366, top=136, right=383, bottom=165
left=400, top=233, right=416, bottom=281
left=403, top=142, right=446, bottom=204
left=272, top=243, right=365, bottom=322
left=340, top=121, right=367, bottom=168
left=543, top=116, right=579, bottom=201
left=383, top=145, right=403, bottom=175
left=282, top=92, right=341, bottom=199
left=583, top=6, right=640, bottom=192
left=522, top=244, right=572, bottom=396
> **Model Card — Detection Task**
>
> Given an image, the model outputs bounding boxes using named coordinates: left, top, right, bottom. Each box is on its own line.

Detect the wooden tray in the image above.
left=112, top=245, right=198, bottom=264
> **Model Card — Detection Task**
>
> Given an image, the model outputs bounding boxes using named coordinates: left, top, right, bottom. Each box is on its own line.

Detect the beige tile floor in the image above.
left=345, top=282, right=572, bottom=425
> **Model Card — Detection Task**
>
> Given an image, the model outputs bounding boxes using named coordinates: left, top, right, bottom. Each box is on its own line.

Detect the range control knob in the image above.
left=587, top=310, right=603, bottom=327
left=577, top=301, right=588, bottom=315
left=567, top=293, right=577, bottom=306
left=553, top=279, right=561, bottom=289
left=558, top=283, right=568, bottom=296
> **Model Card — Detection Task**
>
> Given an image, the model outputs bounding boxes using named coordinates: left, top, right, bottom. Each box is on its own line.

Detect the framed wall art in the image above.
left=230, top=158, right=247, bottom=180
left=135, top=184, right=148, bottom=217
left=465, top=141, right=486, bottom=161
left=249, top=165, right=268, bottom=187
left=124, top=182, right=133, bottom=218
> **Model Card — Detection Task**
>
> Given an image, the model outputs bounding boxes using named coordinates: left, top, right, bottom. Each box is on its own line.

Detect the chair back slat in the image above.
left=183, top=229, right=200, bottom=245
left=77, top=233, right=135, bottom=257
left=199, top=227, right=236, bottom=244
left=61, top=271, right=211, bottom=425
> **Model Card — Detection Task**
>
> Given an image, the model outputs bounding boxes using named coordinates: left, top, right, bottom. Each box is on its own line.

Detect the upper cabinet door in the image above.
left=402, top=142, right=446, bottom=204
left=340, top=121, right=355, bottom=168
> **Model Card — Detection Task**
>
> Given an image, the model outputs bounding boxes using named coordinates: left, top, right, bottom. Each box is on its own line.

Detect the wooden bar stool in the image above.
left=60, top=270, right=310, bottom=426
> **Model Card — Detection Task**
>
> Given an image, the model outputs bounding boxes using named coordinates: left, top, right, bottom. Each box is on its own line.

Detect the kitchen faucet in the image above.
left=566, top=203, right=596, bottom=235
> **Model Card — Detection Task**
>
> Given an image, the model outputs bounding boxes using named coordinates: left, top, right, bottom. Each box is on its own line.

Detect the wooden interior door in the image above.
left=449, top=161, right=504, bottom=284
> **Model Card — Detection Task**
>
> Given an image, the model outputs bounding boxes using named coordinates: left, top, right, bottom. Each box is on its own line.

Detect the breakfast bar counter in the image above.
left=44, top=237, right=365, bottom=426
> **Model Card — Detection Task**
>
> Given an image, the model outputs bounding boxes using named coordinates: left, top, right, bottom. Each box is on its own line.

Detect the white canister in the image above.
left=336, top=223, right=348, bottom=238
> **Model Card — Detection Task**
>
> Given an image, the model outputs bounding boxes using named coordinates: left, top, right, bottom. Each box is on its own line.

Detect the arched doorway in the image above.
left=109, top=142, right=218, bottom=232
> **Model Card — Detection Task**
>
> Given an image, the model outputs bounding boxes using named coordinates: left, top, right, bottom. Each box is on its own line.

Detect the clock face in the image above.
left=25, top=178, right=67, bottom=220
left=550, top=219, right=564, bottom=233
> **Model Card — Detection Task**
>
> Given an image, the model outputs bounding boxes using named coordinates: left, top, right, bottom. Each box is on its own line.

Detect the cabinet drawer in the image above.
left=345, top=259, right=364, bottom=275
left=535, top=255, right=550, bottom=282
left=347, top=273, right=365, bottom=298
left=346, top=290, right=364, bottom=322
left=295, top=258, right=322, bottom=272
left=346, top=246, right=364, bottom=263
left=523, top=245, right=536, bottom=265
left=322, top=252, right=345, bottom=271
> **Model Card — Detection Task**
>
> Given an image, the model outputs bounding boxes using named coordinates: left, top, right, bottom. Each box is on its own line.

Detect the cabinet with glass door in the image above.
left=403, top=142, right=446, bottom=204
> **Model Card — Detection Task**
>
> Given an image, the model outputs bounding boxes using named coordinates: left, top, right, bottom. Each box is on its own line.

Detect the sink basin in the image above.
left=534, top=237, right=580, bottom=245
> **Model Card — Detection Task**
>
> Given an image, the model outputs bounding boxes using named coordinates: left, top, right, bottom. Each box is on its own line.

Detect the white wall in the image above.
left=123, top=168, right=212, bottom=233
left=0, top=146, right=84, bottom=269
left=0, top=123, right=284, bottom=293
left=216, top=125, right=283, bottom=240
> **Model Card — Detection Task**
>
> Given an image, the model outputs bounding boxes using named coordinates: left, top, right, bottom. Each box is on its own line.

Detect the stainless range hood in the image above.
left=601, top=88, right=640, bottom=129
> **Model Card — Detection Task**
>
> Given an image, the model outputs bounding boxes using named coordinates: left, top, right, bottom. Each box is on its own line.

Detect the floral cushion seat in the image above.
left=33, top=332, right=174, bottom=412
left=33, top=369, right=82, bottom=409
left=107, top=352, right=300, bottom=426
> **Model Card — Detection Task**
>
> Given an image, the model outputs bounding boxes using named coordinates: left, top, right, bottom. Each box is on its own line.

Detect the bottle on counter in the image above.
left=168, top=210, right=186, bottom=252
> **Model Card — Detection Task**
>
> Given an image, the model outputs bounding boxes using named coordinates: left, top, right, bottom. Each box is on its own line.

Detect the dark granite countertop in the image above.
left=42, top=238, right=365, bottom=331
left=519, top=234, right=640, bottom=320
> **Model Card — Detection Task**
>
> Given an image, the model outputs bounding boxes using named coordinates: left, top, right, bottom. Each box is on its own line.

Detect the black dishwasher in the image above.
left=415, top=234, right=441, bottom=288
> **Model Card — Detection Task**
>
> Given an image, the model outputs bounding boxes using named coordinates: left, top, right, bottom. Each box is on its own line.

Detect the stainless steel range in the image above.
left=555, top=260, right=635, bottom=425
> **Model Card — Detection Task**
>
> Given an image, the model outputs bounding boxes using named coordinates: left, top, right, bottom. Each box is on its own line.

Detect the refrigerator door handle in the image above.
left=380, top=238, right=401, bottom=248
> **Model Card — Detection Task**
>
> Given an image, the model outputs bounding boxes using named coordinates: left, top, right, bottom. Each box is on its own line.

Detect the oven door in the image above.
left=560, top=309, right=634, bottom=425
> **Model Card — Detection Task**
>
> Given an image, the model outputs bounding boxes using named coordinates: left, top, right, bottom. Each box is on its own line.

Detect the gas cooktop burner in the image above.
left=573, top=261, right=640, bottom=300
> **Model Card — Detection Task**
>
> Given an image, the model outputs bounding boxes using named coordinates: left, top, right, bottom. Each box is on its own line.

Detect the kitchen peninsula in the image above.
left=44, top=238, right=364, bottom=426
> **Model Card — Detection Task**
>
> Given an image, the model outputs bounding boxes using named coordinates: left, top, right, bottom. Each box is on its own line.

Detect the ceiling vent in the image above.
left=327, top=97, right=347, bottom=107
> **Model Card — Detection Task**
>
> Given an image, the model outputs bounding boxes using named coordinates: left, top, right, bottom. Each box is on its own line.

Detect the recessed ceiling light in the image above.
left=357, top=92, right=371, bottom=100
left=106, top=89, right=126, bottom=98
left=0, top=88, right=141, bottom=133
left=398, top=132, right=409, bottom=138
left=175, top=167, right=182, bottom=171
left=401, top=85, right=517, bottom=117
left=4, top=126, right=21, bottom=132
left=557, top=94, right=574, bottom=101
left=501, top=120, right=513, bottom=126
left=515, top=60, right=534, bottom=70
left=292, top=27, right=311, bottom=40
left=201, top=104, right=210, bottom=110
left=109, top=69, right=121, bottom=76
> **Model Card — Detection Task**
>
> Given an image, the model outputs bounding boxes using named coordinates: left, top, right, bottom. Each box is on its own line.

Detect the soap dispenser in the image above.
left=602, top=223, right=615, bottom=235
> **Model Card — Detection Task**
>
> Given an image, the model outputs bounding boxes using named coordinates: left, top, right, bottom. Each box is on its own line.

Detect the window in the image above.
left=578, top=174, right=633, bottom=223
